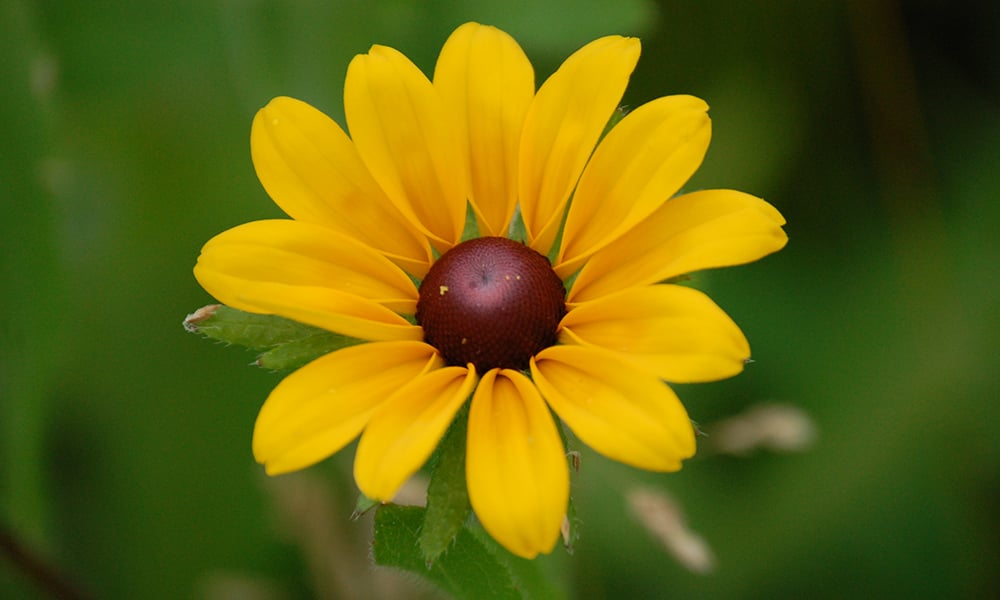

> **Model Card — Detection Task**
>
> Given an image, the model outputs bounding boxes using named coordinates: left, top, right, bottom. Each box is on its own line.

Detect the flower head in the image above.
left=194, top=22, right=787, bottom=559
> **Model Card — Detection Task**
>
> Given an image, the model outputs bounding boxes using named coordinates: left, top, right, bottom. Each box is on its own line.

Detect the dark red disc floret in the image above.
left=416, top=237, right=566, bottom=372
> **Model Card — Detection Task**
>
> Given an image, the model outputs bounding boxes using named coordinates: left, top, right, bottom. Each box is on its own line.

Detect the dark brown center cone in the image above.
left=416, top=237, right=566, bottom=372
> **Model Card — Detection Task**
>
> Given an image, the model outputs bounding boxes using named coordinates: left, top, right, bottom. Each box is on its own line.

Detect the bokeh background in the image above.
left=3, top=0, right=998, bottom=598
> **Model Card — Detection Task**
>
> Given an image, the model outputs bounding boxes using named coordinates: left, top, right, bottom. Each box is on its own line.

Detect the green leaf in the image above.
left=420, top=403, right=472, bottom=564
left=183, top=304, right=362, bottom=369
left=255, top=331, right=361, bottom=370
left=184, top=304, right=315, bottom=349
left=374, top=505, right=525, bottom=600
left=465, top=524, right=566, bottom=600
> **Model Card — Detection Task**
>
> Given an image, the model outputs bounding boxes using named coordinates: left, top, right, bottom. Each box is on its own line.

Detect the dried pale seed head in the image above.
left=626, top=487, right=716, bottom=574
left=707, top=403, right=817, bottom=456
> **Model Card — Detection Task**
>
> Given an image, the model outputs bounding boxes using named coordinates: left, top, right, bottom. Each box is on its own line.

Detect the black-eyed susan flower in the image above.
left=193, top=22, right=787, bottom=559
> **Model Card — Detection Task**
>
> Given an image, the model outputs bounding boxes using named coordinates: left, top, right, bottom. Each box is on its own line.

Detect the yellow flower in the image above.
left=194, top=22, right=787, bottom=559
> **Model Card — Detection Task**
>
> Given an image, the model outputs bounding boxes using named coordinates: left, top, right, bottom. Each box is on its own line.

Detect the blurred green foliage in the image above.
left=2, top=0, right=997, bottom=598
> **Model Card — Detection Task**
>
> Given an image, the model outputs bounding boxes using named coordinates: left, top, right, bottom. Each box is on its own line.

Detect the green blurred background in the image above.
left=2, top=0, right=998, bottom=598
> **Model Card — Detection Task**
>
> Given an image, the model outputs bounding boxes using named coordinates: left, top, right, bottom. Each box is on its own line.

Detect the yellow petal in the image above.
left=345, top=44, right=466, bottom=252
left=466, top=369, right=568, bottom=559
left=519, top=35, right=641, bottom=256
left=195, top=220, right=418, bottom=314
left=434, top=23, right=534, bottom=237
left=251, top=96, right=433, bottom=277
left=253, top=341, right=441, bottom=475
left=218, top=280, right=422, bottom=342
left=560, top=284, right=750, bottom=382
left=354, top=365, right=478, bottom=501
left=569, top=189, right=788, bottom=303
left=531, top=345, right=695, bottom=471
left=555, top=95, right=711, bottom=278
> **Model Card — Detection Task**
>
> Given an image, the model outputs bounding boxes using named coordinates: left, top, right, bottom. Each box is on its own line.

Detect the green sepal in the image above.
left=507, top=206, right=528, bottom=243
left=351, top=493, right=379, bottom=521
left=461, top=201, right=480, bottom=242
left=661, top=274, right=691, bottom=285
left=560, top=269, right=581, bottom=296
left=562, top=491, right=581, bottom=556
left=545, top=206, right=570, bottom=265
left=373, top=504, right=561, bottom=600
left=183, top=304, right=362, bottom=370
left=420, top=403, right=472, bottom=565
left=556, top=423, right=582, bottom=555
left=600, top=105, right=629, bottom=141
